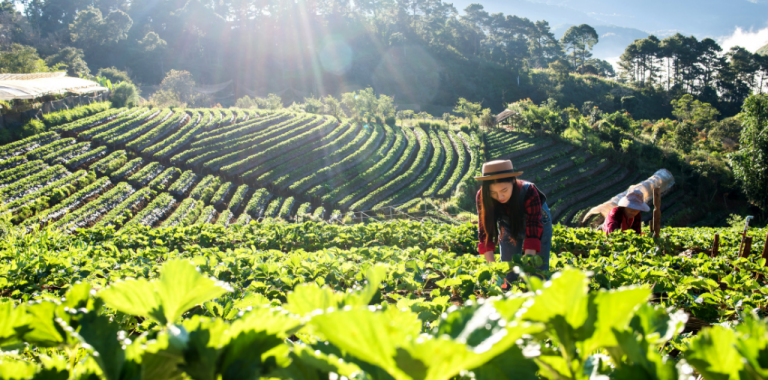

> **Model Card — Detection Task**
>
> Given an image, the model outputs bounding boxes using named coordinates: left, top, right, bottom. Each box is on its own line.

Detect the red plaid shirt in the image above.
left=476, top=180, right=543, bottom=254
left=603, top=207, right=642, bottom=234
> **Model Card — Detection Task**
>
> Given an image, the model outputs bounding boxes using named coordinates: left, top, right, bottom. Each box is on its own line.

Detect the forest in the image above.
left=0, top=0, right=766, bottom=119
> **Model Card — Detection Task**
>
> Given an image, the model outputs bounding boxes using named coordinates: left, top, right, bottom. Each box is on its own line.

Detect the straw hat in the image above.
left=618, top=189, right=650, bottom=212
left=475, top=160, right=524, bottom=181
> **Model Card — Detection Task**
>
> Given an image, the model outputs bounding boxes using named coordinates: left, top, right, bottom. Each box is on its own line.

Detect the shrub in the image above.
left=384, top=116, right=396, bottom=126
left=111, top=82, right=140, bottom=107
left=97, top=67, right=132, bottom=84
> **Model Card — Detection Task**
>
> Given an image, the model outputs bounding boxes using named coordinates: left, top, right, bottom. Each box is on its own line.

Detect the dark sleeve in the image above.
left=476, top=190, right=496, bottom=253
left=604, top=208, right=622, bottom=234
left=523, top=184, right=543, bottom=252
left=632, top=214, right=643, bottom=234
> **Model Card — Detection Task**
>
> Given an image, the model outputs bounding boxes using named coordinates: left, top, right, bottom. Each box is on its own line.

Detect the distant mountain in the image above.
left=759, top=43, right=768, bottom=56
left=451, top=0, right=768, bottom=61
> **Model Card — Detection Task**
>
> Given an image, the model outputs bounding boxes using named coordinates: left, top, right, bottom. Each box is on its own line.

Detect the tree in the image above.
left=69, top=6, right=132, bottom=51
left=111, top=82, right=140, bottom=107
left=453, top=98, right=482, bottom=126
left=730, top=94, right=768, bottom=211
left=323, top=95, right=345, bottom=120
left=560, top=24, right=598, bottom=70
left=0, top=44, right=50, bottom=73
left=149, top=69, right=203, bottom=107
left=97, top=67, right=132, bottom=84
left=671, top=94, right=719, bottom=130
left=44, top=47, right=89, bottom=76
left=479, top=108, right=495, bottom=129
left=673, top=121, right=696, bottom=153
left=549, top=59, right=570, bottom=82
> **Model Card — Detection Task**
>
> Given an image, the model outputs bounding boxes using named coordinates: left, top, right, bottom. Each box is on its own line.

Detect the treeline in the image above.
left=619, top=34, right=768, bottom=116
left=0, top=0, right=763, bottom=119
left=0, top=0, right=611, bottom=107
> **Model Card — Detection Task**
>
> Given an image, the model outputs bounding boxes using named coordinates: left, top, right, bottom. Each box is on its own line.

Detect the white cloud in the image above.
left=717, top=26, right=768, bottom=53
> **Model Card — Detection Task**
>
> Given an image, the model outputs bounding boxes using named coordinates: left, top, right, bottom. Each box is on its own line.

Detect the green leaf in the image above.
left=0, top=357, right=37, bottom=380
left=580, top=286, right=650, bottom=355
left=685, top=325, right=743, bottom=380
left=22, top=302, right=65, bottom=348
left=99, top=259, right=231, bottom=324
left=0, top=302, right=26, bottom=348
left=77, top=313, right=125, bottom=380
left=522, top=269, right=589, bottom=328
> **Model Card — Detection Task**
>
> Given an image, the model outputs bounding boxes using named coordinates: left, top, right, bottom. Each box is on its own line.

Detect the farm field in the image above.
left=0, top=107, right=489, bottom=230
left=483, top=129, right=691, bottom=227
left=1, top=221, right=767, bottom=378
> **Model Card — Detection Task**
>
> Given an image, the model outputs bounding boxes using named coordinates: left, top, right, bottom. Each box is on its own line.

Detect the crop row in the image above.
left=279, top=122, right=380, bottom=192
left=320, top=124, right=405, bottom=204
left=247, top=119, right=354, bottom=181
left=0, top=164, right=70, bottom=202
left=123, top=192, right=176, bottom=228
left=22, top=177, right=111, bottom=227
left=64, top=145, right=108, bottom=169
left=217, top=115, right=326, bottom=175
left=0, top=131, right=59, bottom=162
left=174, top=113, right=305, bottom=168
left=1, top=170, right=90, bottom=213
left=147, top=167, right=181, bottom=190
left=423, top=129, right=453, bottom=197
left=110, top=157, right=143, bottom=180
left=149, top=111, right=206, bottom=158
left=436, top=131, right=468, bottom=197
left=256, top=120, right=358, bottom=184
left=0, top=160, right=46, bottom=188
left=374, top=128, right=443, bottom=209
left=52, top=106, right=125, bottom=133
left=126, top=110, right=187, bottom=151
left=99, top=109, right=166, bottom=145
left=77, top=108, right=146, bottom=140
left=42, top=101, right=112, bottom=127
left=90, top=150, right=127, bottom=176
left=210, top=182, right=234, bottom=208
left=296, top=123, right=387, bottom=194
left=127, top=162, right=165, bottom=188
left=227, top=184, right=249, bottom=212
left=94, top=187, right=151, bottom=228
left=168, top=169, right=198, bottom=197
left=189, top=175, right=221, bottom=203
left=193, top=111, right=285, bottom=145
left=33, top=172, right=122, bottom=231
left=25, top=137, right=75, bottom=161
left=354, top=127, right=430, bottom=211
left=162, top=198, right=201, bottom=227
left=219, top=117, right=337, bottom=175
left=239, top=188, right=272, bottom=221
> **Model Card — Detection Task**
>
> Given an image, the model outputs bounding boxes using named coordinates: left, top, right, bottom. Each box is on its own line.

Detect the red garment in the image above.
left=476, top=180, right=543, bottom=254
left=603, top=207, right=643, bottom=234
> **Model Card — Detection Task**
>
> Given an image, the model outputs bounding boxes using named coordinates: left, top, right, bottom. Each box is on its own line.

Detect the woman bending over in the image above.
left=475, top=160, right=552, bottom=282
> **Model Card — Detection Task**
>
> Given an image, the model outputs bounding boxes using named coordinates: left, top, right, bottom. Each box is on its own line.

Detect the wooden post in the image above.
left=652, top=187, right=661, bottom=238
left=758, top=234, right=768, bottom=281
left=711, top=233, right=720, bottom=258
left=740, top=236, right=753, bottom=259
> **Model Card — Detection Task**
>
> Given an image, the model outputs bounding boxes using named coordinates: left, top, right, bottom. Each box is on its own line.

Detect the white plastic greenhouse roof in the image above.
left=0, top=72, right=108, bottom=100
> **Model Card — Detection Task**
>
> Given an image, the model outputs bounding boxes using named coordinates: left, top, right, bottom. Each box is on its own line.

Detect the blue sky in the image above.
left=451, top=0, right=768, bottom=59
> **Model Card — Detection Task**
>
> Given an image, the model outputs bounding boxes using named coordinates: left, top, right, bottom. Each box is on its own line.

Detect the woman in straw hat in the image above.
left=603, top=189, right=649, bottom=234
left=475, top=159, right=552, bottom=282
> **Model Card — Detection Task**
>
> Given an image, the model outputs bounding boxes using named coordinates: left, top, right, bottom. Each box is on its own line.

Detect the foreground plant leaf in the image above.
left=99, top=259, right=231, bottom=324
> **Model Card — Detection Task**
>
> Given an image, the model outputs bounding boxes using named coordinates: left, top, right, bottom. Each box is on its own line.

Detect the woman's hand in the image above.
left=524, top=249, right=537, bottom=256
left=483, top=250, right=495, bottom=263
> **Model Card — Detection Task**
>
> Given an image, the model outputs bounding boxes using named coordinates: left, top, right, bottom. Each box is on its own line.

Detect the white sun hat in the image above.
left=617, top=189, right=650, bottom=212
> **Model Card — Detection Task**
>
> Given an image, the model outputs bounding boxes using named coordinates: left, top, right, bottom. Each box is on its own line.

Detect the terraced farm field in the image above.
left=483, top=129, right=687, bottom=226
left=0, top=107, right=482, bottom=229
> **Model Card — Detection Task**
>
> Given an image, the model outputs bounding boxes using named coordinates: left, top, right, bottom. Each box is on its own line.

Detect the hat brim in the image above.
left=474, top=171, right=524, bottom=181
left=618, top=200, right=651, bottom=212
